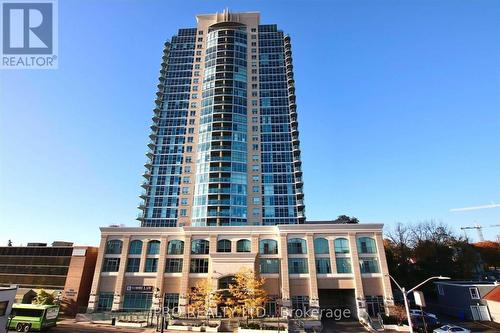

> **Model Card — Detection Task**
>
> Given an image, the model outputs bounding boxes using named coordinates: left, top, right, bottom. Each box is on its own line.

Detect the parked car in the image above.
left=410, top=308, right=438, bottom=319
left=411, top=314, right=440, bottom=332
left=433, top=325, right=471, bottom=333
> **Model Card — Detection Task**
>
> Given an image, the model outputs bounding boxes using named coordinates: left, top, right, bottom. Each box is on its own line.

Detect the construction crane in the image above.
left=460, top=224, right=500, bottom=242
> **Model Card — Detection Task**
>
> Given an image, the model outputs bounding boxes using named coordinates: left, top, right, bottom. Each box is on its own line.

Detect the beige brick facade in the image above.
left=88, top=223, right=393, bottom=318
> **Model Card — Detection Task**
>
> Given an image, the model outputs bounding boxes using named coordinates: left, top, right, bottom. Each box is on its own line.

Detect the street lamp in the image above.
left=386, top=275, right=450, bottom=333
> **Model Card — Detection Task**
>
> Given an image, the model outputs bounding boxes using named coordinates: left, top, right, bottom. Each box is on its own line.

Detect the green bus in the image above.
left=7, top=304, right=59, bottom=332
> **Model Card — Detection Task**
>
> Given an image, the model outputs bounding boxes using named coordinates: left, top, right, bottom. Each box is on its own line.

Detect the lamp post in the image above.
left=386, top=275, right=450, bottom=333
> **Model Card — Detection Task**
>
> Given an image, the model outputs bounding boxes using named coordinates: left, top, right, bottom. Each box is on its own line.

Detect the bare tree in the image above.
left=386, top=223, right=411, bottom=246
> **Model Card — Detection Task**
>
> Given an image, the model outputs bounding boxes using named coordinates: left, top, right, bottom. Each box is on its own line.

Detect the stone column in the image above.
left=279, top=235, right=291, bottom=317
left=179, top=235, right=192, bottom=315
left=208, top=235, right=218, bottom=291
left=375, top=232, right=394, bottom=312
left=87, top=235, right=108, bottom=312
left=251, top=235, right=260, bottom=272
left=112, top=236, right=130, bottom=311
left=251, top=235, right=259, bottom=253
left=138, top=240, right=149, bottom=273
left=306, top=234, right=320, bottom=319
left=154, top=236, right=168, bottom=310
left=328, top=238, right=337, bottom=274
left=348, top=233, right=365, bottom=318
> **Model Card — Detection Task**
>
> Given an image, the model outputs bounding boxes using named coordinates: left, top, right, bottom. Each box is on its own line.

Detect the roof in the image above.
left=434, top=280, right=499, bottom=287
left=484, top=285, right=500, bottom=302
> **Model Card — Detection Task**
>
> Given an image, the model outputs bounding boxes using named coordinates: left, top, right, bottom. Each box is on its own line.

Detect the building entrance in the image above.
left=318, top=289, right=357, bottom=321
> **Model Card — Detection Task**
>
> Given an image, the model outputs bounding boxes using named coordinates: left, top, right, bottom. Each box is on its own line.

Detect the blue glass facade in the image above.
left=138, top=16, right=304, bottom=227
left=192, top=27, right=249, bottom=226
left=140, top=29, right=196, bottom=227
left=259, top=25, right=304, bottom=225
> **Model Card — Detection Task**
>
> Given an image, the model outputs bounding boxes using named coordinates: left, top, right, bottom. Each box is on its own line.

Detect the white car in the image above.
left=433, top=325, right=471, bottom=333
left=410, top=309, right=438, bottom=319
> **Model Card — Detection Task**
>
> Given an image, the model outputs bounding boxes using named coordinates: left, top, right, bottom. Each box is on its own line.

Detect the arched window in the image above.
left=259, top=239, right=278, bottom=255
left=334, top=238, right=350, bottom=254
left=217, top=239, right=231, bottom=253
left=105, top=240, right=123, bottom=254
left=357, top=237, right=377, bottom=254
left=147, top=240, right=161, bottom=255
left=191, top=239, right=209, bottom=254
left=314, top=238, right=329, bottom=254
left=236, top=239, right=251, bottom=253
left=129, top=240, right=143, bottom=255
left=218, top=276, right=236, bottom=290
left=167, top=240, right=184, bottom=255
left=288, top=238, right=307, bottom=254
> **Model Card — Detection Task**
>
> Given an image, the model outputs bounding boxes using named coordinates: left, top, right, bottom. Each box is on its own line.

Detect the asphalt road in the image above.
left=31, top=318, right=500, bottom=333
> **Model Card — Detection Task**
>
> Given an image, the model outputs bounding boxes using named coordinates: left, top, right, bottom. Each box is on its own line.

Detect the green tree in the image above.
left=333, top=215, right=359, bottom=224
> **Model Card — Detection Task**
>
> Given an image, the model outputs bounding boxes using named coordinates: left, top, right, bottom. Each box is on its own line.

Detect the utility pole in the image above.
left=387, top=275, right=450, bottom=333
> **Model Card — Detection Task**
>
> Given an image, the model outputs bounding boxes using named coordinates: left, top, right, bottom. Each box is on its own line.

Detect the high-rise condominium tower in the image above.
left=138, top=11, right=305, bottom=227
left=88, top=11, right=394, bottom=317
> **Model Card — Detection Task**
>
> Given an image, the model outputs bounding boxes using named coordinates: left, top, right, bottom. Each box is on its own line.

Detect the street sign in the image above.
left=413, top=291, right=426, bottom=307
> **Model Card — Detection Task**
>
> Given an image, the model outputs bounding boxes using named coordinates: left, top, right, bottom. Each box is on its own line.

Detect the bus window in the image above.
left=11, top=308, right=44, bottom=318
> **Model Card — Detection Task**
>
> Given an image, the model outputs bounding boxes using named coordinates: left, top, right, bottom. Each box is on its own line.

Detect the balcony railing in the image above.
left=208, top=188, right=231, bottom=194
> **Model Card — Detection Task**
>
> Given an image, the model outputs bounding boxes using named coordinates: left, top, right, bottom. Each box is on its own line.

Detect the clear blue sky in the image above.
left=1, top=0, right=499, bottom=246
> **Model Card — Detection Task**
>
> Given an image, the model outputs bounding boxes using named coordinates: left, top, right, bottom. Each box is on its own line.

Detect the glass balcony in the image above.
left=211, top=135, right=232, bottom=141
left=207, top=210, right=231, bottom=217
left=208, top=188, right=231, bottom=194
left=209, top=177, right=231, bottom=183
left=207, top=199, right=231, bottom=205
left=210, top=156, right=232, bottom=162
left=209, top=166, right=232, bottom=172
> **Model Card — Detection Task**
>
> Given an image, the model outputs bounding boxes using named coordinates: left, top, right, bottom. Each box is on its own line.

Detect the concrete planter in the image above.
left=115, top=321, right=148, bottom=328
left=383, top=324, right=410, bottom=331
left=169, top=324, right=199, bottom=331
left=169, top=324, right=219, bottom=332
left=238, top=328, right=288, bottom=333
